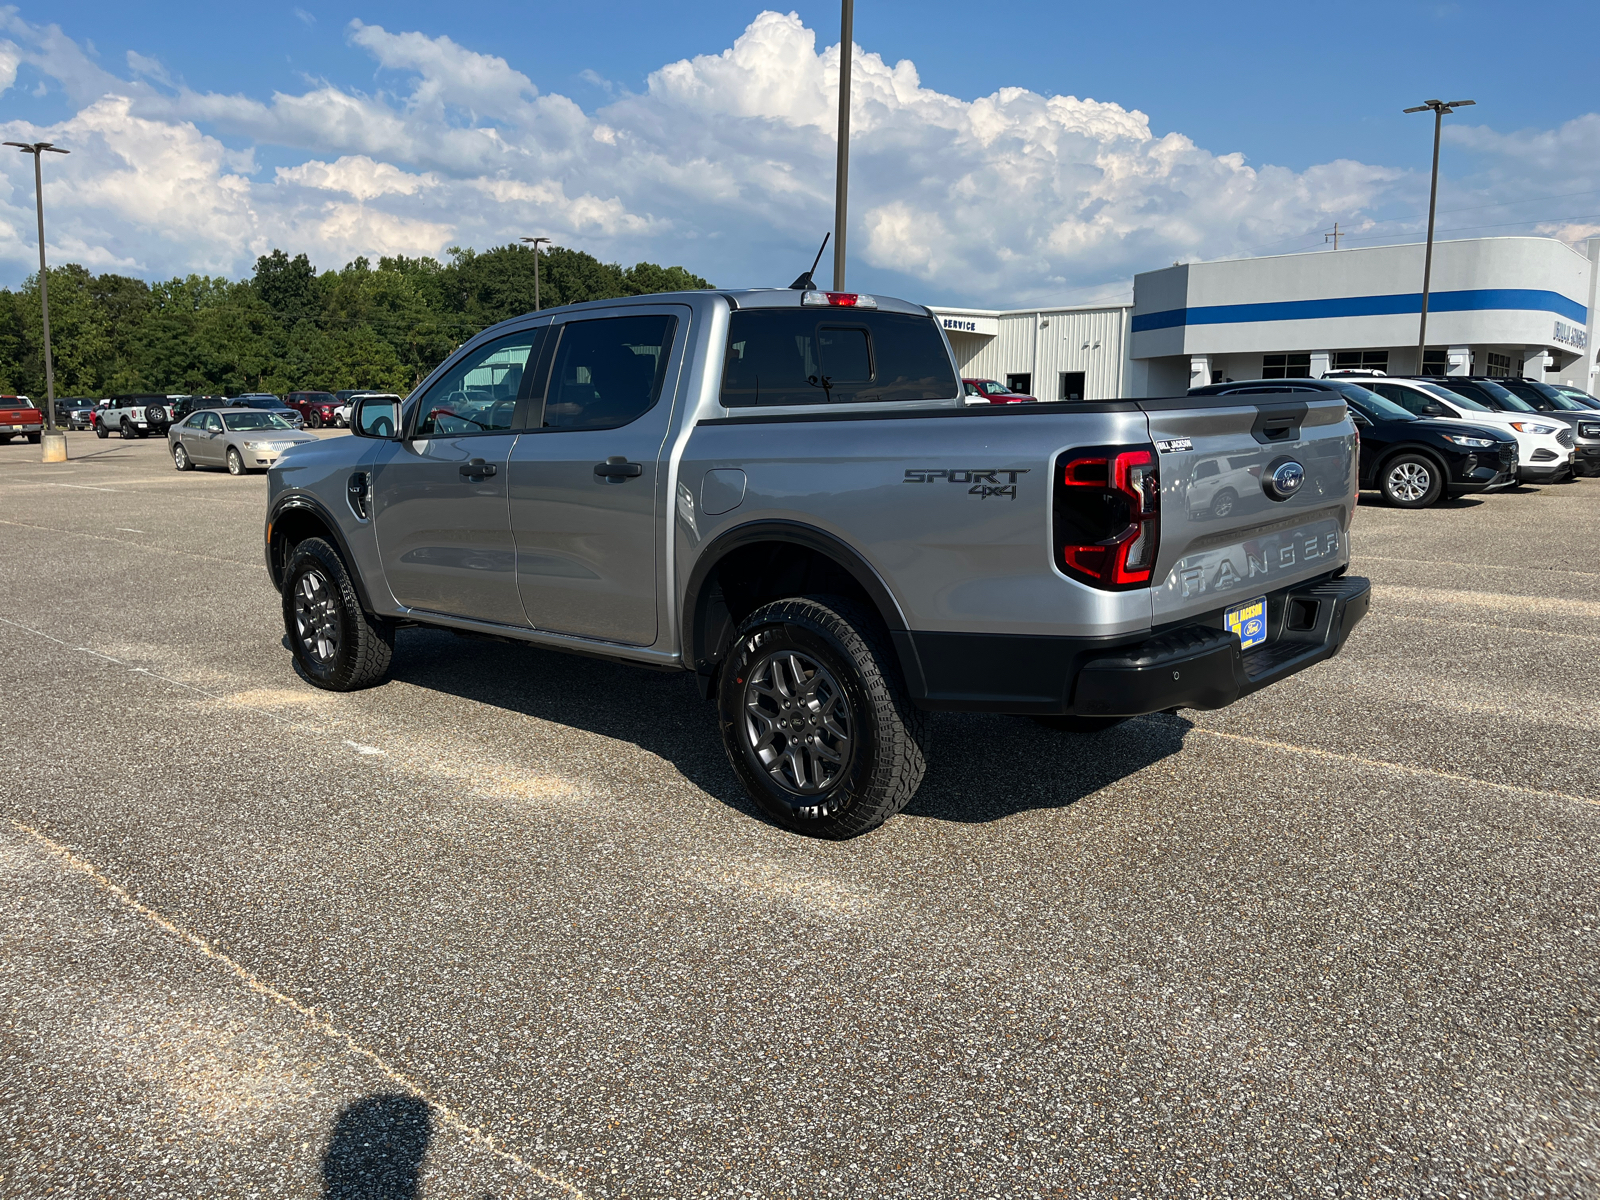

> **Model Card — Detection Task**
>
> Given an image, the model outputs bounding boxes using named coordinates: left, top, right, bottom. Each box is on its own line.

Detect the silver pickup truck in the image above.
left=265, top=287, right=1370, bottom=837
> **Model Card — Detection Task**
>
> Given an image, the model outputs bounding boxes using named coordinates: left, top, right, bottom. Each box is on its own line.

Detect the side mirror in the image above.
left=352, top=395, right=402, bottom=440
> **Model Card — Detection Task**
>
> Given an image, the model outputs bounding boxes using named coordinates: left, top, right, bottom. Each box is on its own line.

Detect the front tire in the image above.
left=307, top=411, right=323, bottom=429
left=282, top=537, right=394, bottom=691
left=226, top=447, right=245, bottom=475
left=717, top=595, right=928, bottom=839
left=173, top=443, right=194, bottom=471
left=1380, top=454, right=1442, bottom=508
left=95, top=424, right=108, bottom=439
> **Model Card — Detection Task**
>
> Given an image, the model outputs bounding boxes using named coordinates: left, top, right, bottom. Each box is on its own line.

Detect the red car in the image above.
left=285, top=391, right=341, bottom=429
left=0, top=396, right=43, bottom=444
left=962, top=378, right=1037, bottom=404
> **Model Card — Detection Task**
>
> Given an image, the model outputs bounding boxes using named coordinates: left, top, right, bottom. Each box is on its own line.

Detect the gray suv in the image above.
left=265, top=288, right=1369, bottom=836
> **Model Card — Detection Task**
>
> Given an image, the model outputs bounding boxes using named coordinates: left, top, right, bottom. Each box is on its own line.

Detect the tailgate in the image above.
left=1143, top=394, right=1356, bottom=626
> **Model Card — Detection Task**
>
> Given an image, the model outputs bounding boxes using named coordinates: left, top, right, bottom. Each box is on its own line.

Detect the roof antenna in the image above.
left=789, top=233, right=830, bottom=290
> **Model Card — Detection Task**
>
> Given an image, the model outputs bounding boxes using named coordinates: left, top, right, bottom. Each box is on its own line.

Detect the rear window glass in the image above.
left=3, top=397, right=37, bottom=408
left=721, top=310, right=958, bottom=407
left=542, top=315, right=678, bottom=430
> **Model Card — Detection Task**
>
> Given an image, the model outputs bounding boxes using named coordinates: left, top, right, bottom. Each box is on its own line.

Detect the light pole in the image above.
left=1402, top=99, right=1474, bottom=374
left=5, top=140, right=69, bottom=456
left=520, top=236, right=551, bottom=310
left=832, top=0, right=853, bottom=291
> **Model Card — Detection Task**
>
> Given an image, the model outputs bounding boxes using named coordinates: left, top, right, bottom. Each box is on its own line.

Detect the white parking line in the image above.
left=7, top=819, right=588, bottom=1200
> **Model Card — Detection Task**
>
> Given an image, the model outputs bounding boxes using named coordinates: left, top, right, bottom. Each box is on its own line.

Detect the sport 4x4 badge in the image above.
left=903, top=467, right=1030, bottom=500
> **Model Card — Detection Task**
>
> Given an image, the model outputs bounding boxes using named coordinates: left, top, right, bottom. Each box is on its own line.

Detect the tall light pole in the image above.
left=5, top=140, right=69, bottom=447
left=1402, top=99, right=1474, bottom=374
left=832, top=0, right=853, bottom=292
left=520, top=236, right=551, bottom=310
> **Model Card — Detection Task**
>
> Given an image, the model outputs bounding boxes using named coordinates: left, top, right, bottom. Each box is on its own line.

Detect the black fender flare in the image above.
left=266, top=492, right=377, bottom=615
left=680, top=519, right=910, bottom=677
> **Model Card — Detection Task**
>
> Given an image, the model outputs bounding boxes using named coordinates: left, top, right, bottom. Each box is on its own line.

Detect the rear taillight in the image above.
left=1053, top=446, right=1160, bottom=589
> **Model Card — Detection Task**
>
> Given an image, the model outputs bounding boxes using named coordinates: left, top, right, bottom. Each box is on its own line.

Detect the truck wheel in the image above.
left=226, top=447, right=246, bottom=475
left=717, top=595, right=928, bottom=839
left=26, top=432, right=40, bottom=444
left=1380, top=454, right=1442, bottom=508
left=307, top=410, right=323, bottom=429
left=95, top=424, right=108, bottom=439
left=282, top=537, right=394, bottom=691
left=173, top=443, right=194, bottom=471
left=120, top=419, right=136, bottom=440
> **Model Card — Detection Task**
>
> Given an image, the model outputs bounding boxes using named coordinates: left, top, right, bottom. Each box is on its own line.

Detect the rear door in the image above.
left=1143, top=387, right=1356, bottom=627
left=507, top=305, right=688, bottom=647
left=369, top=327, right=545, bottom=627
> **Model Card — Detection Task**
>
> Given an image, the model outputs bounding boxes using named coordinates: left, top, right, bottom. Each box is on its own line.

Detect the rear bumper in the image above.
left=898, top=574, right=1371, bottom=716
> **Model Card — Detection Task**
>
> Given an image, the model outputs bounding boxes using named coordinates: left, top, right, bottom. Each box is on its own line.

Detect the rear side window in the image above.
left=721, top=310, right=958, bottom=407
left=541, top=315, right=678, bottom=430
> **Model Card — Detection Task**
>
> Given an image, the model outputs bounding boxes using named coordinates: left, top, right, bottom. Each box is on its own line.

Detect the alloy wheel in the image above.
left=1386, top=461, right=1431, bottom=502
left=293, top=570, right=341, bottom=665
left=741, top=650, right=853, bottom=795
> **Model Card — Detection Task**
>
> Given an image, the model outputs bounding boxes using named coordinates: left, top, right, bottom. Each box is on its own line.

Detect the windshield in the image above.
left=222, top=412, right=296, bottom=431
left=1419, top=382, right=1489, bottom=410
left=979, top=380, right=1014, bottom=394
left=1325, top=381, right=1415, bottom=421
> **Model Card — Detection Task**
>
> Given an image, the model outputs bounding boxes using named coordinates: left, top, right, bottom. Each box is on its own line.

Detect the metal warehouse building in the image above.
left=932, top=235, right=1598, bottom=400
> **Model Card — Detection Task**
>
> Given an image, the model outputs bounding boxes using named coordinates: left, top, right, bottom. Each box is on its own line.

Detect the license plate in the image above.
left=1225, top=596, right=1268, bottom=650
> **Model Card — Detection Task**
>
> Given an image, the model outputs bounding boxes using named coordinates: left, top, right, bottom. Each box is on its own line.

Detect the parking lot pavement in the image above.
left=2, top=431, right=1597, bottom=1198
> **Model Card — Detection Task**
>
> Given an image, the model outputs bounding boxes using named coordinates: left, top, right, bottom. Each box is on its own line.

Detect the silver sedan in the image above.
left=167, top=409, right=318, bottom=475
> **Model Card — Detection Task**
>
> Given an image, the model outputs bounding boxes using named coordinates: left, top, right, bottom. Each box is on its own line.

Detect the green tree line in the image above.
left=0, top=244, right=713, bottom=398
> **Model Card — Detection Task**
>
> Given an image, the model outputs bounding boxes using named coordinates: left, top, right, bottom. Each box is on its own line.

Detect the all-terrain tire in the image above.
left=717, top=594, right=928, bottom=839
left=120, top=419, right=136, bottom=440
left=95, top=423, right=108, bottom=439
left=281, top=537, right=395, bottom=691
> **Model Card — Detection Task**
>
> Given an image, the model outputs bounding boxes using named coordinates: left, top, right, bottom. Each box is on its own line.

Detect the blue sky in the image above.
left=2, top=2, right=1596, bottom=304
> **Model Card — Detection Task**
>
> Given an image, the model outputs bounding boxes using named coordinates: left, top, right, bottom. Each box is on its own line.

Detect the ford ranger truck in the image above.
left=265, top=288, right=1370, bottom=838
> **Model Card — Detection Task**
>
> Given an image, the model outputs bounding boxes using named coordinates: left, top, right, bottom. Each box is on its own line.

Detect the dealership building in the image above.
left=932, top=235, right=1598, bottom=401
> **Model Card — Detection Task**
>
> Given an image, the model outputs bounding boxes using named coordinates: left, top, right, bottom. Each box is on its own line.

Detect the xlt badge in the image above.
left=904, top=467, right=1030, bottom=500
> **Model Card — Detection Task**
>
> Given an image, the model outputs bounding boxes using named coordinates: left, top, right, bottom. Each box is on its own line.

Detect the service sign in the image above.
left=940, top=315, right=1000, bottom=338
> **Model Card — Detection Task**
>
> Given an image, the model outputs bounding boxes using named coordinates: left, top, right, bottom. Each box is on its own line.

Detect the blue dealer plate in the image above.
left=1225, top=596, right=1268, bottom=650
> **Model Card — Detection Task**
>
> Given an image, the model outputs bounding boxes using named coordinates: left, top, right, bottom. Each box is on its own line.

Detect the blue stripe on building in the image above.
left=1131, top=288, right=1587, bottom=333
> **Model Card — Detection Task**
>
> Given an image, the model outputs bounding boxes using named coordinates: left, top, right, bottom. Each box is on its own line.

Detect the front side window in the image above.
left=416, top=329, right=542, bottom=436
left=721, top=310, right=957, bottom=407
left=542, top=315, right=677, bottom=429
left=201, top=412, right=222, bottom=432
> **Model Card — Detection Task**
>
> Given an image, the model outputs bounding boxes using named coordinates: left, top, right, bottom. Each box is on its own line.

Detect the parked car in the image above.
left=228, top=395, right=306, bottom=428
left=1396, top=376, right=1591, bottom=479
left=0, top=395, right=42, bottom=443
left=1354, top=377, right=1574, bottom=484
left=286, top=391, right=341, bottom=429
left=265, top=288, right=1370, bottom=837
left=53, top=396, right=98, bottom=429
left=94, top=395, right=175, bottom=439
left=1189, top=378, right=1517, bottom=507
left=168, top=408, right=317, bottom=475
left=1550, top=385, right=1600, bottom=409
left=170, top=395, right=231, bottom=420
left=962, top=378, right=1037, bottom=404
left=1490, top=376, right=1600, bottom=476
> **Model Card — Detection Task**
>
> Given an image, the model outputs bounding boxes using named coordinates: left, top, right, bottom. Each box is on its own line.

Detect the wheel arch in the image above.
left=267, top=494, right=376, bottom=614
left=1375, top=443, right=1450, bottom=489
left=680, top=520, right=912, bottom=689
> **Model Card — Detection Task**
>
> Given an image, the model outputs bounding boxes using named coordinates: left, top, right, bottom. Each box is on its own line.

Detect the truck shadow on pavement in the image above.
left=389, top=628, right=1193, bottom=827
left=321, top=1093, right=432, bottom=1199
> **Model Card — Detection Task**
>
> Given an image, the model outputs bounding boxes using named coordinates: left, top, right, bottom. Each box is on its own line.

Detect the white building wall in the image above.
left=930, top=304, right=1133, bottom=400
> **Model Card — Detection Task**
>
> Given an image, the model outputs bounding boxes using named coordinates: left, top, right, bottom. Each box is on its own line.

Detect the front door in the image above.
left=371, top=328, right=544, bottom=626
left=195, top=411, right=225, bottom=464
left=508, top=307, right=687, bottom=646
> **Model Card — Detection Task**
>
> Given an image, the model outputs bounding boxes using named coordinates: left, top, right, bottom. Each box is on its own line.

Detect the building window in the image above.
left=1422, top=349, right=1450, bottom=373
left=1058, top=371, right=1085, bottom=401
left=1332, top=350, right=1388, bottom=372
left=1485, top=352, right=1513, bottom=377
left=1005, top=373, right=1032, bottom=395
left=1262, top=353, right=1311, bottom=379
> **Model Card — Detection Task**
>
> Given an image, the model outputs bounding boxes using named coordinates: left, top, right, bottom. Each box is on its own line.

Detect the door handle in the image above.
left=460, top=459, right=497, bottom=479
left=594, top=457, right=643, bottom=480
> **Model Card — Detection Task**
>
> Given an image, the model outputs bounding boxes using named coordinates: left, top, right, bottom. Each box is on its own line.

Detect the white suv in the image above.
left=1360, top=378, right=1574, bottom=484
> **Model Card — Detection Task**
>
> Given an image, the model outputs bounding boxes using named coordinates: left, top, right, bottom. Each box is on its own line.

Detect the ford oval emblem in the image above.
left=1264, top=459, right=1305, bottom=501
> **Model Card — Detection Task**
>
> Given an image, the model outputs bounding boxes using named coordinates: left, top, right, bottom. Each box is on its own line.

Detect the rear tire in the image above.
left=1380, top=453, right=1443, bottom=508
left=717, top=595, right=928, bottom=839
left=26, top=432, right=40, bottom=444
left=120, top=419, right=136, bottom=440
left=282, top=537, right=394, bottom=691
